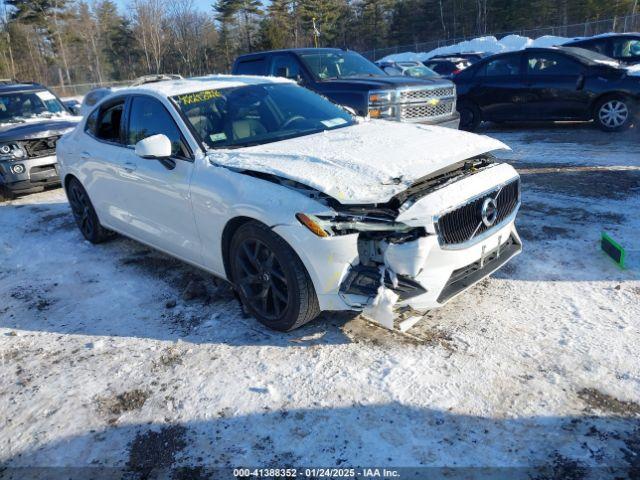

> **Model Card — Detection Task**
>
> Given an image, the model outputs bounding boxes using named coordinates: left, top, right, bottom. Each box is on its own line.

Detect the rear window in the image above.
left=235, top=58, right=267, bottom=75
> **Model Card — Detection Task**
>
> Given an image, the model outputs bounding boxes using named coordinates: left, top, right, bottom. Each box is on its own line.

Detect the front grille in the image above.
left=19, top=136, right=60, bottom=159
left=400, top=100, right=455, bottom=120
left=399, top=87, right=455, bottom=101
left=436, top=179, right=520, bottom=246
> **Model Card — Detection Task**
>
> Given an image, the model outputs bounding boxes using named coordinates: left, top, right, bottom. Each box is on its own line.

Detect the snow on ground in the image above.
left=379, top=34, right=573, bottom=62
left=1, top=123, right=639, bottom=477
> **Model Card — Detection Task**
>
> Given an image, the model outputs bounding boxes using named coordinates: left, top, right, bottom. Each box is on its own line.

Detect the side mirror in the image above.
left=70, top=105, right=81, bottom=115
left=135, top=134, right=172, bottom=159
left=576, top=73, right=585, bottom=90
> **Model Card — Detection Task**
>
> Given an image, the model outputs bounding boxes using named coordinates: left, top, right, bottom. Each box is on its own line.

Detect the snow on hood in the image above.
left=208, top=121, right=508, bottom=205
left=379, top=34, right=572, bottom=62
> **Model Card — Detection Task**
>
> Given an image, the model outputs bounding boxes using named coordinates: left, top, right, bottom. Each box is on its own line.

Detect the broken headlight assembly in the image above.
left=0, top=143, right=26, bottom=161
left=296, top=212, right=415, bottom=237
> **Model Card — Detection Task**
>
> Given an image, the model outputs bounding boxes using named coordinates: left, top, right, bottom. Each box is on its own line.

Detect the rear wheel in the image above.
left=458, top=102, right=482, bottom=131
left=66, top=177, right=112, bottom=243
left=594, top=96, right=633, bottom=132
left=229, top=221, right=319, bottom=331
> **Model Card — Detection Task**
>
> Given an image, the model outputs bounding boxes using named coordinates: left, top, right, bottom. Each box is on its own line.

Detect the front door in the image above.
left=523, top=51, right=590, bottom=120
left=119, top=95, right=202, bottom=264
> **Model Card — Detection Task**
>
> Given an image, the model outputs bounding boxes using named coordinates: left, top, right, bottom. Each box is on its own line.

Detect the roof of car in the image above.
left=0, top=82, right=48, bottom=93
left=113, top=74, right=292, bottom=98
left=236, top=48, right=345, bottom=59
left=568, top=32, right=640, bottom=42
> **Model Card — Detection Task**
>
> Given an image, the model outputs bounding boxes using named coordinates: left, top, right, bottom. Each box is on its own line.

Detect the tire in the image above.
left=458, top=101, right=482, bottom=131
left=229, top=221, right=320, bottom=331
left=66, top=177, right=112, bottom=244
left=0, top=185, right=12, bottom=202
left=594, top=96, right=633, bottom=132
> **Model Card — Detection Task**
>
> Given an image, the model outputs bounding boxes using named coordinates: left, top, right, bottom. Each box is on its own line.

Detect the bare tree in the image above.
left=131, top=0, right=167, bottom=73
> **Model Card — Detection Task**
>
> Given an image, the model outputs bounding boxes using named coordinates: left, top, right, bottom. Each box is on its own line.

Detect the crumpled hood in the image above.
left=208, top=121, right=509, bottom=205
left=0, top=117, right=80, bottom=142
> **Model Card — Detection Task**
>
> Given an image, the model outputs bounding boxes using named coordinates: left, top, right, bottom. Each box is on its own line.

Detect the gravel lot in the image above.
left=1, top=123, right=639, bottom=478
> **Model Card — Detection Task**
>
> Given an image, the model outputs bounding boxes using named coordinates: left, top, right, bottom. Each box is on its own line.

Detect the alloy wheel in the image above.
left=68, top=182, right=95, bottom=238
left=599, top=100, right=629, bottom=129
left=234, top=238, right=289, bottom=320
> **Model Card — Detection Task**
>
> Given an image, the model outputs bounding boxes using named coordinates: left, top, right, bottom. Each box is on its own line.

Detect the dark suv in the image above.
left=0, top=81, right=79, bottom=199
left=565, top=34, right=640, bottom=65
left=232, top=48, right=460, bottom=128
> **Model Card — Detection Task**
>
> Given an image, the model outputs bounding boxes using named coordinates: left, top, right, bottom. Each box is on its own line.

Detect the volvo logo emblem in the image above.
left=481, top=197, right=498, bottom=227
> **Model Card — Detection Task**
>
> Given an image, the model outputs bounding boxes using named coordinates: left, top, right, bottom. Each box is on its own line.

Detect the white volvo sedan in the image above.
left=57, top=76, right=522, bottom=331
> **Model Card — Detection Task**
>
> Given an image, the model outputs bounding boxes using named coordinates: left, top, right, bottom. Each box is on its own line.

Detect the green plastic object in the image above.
left=601, top=232, right=626, bottom=268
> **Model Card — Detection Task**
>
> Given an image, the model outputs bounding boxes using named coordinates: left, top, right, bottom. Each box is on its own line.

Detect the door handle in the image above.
left=80, top=151, right=90, bottom=159
left=123, top=162, right=137, bottom=173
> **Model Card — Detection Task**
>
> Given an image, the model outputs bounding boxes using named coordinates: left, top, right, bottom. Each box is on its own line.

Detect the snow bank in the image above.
left=379, top=34, right=573, bottom=62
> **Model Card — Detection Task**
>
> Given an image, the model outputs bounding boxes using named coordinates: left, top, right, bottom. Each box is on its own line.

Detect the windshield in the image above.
left=0, top=90, right=68, bottom=124
left=403, top=65, right=439, bottom=78
left=172, top=83, right=355, bottom=149
left=299, top=51, right=385, bottom=80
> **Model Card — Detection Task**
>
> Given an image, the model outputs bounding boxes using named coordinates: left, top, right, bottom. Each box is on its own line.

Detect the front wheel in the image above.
left=594, top=97, right=633, bottom=132
left=458, top=102, right=482, bottom=131
left=66, top=177, right=112, bottom=243
left=230, top=221, right=319, bottom=331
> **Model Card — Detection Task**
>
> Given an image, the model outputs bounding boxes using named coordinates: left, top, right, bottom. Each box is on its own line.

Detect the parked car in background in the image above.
left=565, top=33, right=640, bottom=65
left=232, top=48, right=460, bottom=128
left=431, top=52, right=489, bottom=64
left=62, top=97, right=82, bottom=115
left=57, top=75, right=521, bottom=331
left=423, top=57, right=473, bottom=78
left=80, top=87, right=118, bottom=117
left=0, top=81, right=80, bottom=200
left=375, top=60, right=442, bottom=79
left=453, top=46, right=640, bottom=131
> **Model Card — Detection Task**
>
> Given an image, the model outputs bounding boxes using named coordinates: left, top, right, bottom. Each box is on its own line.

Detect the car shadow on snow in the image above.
left=1, top=402, right=639, bottom=479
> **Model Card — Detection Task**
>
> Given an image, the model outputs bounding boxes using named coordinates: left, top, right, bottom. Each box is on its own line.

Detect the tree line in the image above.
left=0, top=0, right=637, bottom=90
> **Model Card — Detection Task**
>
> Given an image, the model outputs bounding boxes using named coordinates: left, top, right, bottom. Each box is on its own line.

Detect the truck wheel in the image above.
left=458, top=102, right=482, bottom=131
left=594, top=96, right=633, bottom=132
left=229, top=221, right=320, bottom=331
left=0, top=186, right=10, bottom=202
left=66, top=177, right=112, bottom=244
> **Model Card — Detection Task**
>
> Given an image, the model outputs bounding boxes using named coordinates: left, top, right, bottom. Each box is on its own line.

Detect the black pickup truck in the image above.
left=232, top=48, right=460, bottom=128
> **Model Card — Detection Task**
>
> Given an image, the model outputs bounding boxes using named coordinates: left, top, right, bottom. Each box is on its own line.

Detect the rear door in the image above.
left=118, top=94, right=202, bottom=264
left=82, top=97, right=130, bottom=231
left=468, top=53, right=526, bottom=120
left=523, top=51, right=590, bottom=120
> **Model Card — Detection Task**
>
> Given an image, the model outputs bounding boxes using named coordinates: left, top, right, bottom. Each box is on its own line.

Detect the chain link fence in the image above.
left=49, top=80, right=133, bottom=99
left=361, top=13, right=640, bottom=60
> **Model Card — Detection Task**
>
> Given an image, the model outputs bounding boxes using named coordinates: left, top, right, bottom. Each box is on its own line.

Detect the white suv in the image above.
left=57, top=75, right=522, bottom=331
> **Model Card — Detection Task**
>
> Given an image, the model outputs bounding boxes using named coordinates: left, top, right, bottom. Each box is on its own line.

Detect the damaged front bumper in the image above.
left=273, top=162, right=522, bottom=331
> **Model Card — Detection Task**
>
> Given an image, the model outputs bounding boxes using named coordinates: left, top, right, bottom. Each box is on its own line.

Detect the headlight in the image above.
left=368, top=90, right=396, bottom=119
left=296, top=213, right=413, bottom=237
left=368, top=90, right=394, bottom=105
left=369, top=106, right=396, bottom=119
left=0, top=143, right=26, bottom=161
